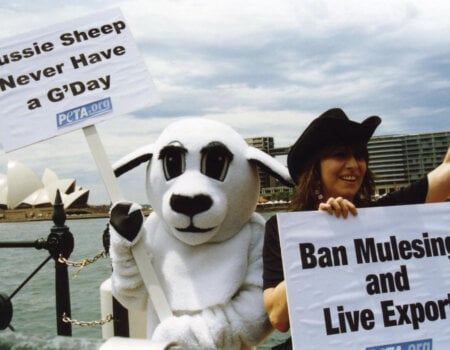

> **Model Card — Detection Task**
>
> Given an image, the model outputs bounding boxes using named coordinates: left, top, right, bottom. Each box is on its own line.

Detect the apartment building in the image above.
left=368, top=131, right=450, bottom=198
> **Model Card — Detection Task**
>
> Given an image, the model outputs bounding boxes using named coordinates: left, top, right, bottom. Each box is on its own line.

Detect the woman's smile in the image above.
left=320, top=146, right=367, bottom=201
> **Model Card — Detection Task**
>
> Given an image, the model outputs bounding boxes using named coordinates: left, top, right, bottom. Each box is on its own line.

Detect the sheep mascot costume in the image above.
left=108, top=118, right=293, bottom=349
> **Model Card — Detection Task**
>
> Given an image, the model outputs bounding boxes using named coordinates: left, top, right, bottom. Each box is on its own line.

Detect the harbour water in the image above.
left=0, top=214, right=289, bottom=349
left=0, top=218, right=111, bottom=344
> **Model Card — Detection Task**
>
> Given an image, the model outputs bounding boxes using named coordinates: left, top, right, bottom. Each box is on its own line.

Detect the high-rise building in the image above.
left=245, top=136, right=274, bottom=154
left=368, top=131, right=450, bottom=198
left=245, top=137, right=275, bottom=189
left=245, top=136, right=293, bottom=200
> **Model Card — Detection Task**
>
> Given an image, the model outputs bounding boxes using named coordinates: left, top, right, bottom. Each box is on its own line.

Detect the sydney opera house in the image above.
left=0, top=160, right=89, bottom=210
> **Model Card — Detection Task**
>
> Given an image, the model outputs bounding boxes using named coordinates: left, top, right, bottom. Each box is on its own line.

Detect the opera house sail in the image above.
left=0, top=160, right=89, bottom=210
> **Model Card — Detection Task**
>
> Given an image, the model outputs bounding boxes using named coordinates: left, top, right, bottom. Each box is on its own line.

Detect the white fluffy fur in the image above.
left=109, top=119, right=292, bottom=349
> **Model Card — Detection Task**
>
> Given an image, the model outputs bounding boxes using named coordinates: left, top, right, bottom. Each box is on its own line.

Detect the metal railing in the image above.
left=0, top=190, right=73, bottom=335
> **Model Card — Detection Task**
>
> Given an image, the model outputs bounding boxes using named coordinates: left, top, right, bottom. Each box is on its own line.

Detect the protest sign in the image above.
left=0, top=8, right=158, bottom=151
left=0, top=8, right=171, bottom=330
left=278, top=202, right=450, bottom=350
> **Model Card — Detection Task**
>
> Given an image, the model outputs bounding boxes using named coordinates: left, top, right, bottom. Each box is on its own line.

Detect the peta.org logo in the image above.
left=56, top=97, right=112, bottom=128
left=366, top=338, right=432, bottom=350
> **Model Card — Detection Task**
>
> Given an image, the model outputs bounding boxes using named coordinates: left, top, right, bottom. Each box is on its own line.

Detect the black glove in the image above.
left=110, top=202, right=144, bottom=242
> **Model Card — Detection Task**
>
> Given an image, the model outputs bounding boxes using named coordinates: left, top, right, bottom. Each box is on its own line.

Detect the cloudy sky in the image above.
left=0, top=0, right=449, bottom=205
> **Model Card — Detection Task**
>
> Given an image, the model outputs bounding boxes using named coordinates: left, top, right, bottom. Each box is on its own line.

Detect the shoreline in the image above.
left=0, top=205, right=150, bottom=223
left=0, top=204, right=288, bottom=223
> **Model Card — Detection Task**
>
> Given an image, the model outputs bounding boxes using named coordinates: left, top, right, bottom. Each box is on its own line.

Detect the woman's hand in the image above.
left=318, top=197, right=358, bottom=218
left=263, top=281, right=290, bottom=332
left=426, top=147, right=450, bottom=203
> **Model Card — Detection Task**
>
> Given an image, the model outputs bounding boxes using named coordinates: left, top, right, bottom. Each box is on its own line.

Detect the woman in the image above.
left=262, top=107, right=450, bottom=350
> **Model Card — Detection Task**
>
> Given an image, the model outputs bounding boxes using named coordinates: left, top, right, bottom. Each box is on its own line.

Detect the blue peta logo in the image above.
left=366, top=338, right=432, bottom=350
left=56, top=97, right=112, bottom=128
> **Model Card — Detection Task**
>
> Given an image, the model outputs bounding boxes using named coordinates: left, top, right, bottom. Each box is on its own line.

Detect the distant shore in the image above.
left=0, top=204, right=288, bottom=223
left=0, top=205, right=121, bottom=223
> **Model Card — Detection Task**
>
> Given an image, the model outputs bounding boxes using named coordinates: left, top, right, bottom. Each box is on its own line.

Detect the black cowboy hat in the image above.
left=287, top=108, right=381, bottom=182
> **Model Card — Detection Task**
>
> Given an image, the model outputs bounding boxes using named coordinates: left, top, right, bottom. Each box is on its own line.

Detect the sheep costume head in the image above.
left=109, top=118, right=293, bottom=349
left=114, top=118, right=292, bottom=246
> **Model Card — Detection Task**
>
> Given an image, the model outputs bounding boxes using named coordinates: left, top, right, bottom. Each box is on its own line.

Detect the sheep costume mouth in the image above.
left=176, top=225, right=215, bottom=233
left=113, top=118, right=293, bottom=246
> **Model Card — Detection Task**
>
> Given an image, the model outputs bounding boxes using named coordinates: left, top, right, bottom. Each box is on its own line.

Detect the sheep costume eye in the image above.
left=200, top=142, right=233, bottom=181
left=158, top=142, right=187, bottom=181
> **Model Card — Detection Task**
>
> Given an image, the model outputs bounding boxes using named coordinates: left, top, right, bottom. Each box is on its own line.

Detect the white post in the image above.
left=83, top=125, right=172, bottom=334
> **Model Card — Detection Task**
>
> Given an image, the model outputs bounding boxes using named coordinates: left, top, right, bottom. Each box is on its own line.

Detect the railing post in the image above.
left=102, top=222, right=130, bottom=336
left=47, top=190, right=74, bottom=336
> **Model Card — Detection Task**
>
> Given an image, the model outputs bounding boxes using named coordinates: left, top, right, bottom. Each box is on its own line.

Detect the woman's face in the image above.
left=319, top=146, right=367, bottom=201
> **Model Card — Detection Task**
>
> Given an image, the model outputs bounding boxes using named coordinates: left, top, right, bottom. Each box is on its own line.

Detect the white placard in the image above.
left=0, top=8, right=158, bottom=151
left=278, top=202, right=450, bottom=350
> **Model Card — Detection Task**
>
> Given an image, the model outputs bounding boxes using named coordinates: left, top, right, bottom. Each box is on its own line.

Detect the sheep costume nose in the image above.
left=170, top=194, right=213, bottom=217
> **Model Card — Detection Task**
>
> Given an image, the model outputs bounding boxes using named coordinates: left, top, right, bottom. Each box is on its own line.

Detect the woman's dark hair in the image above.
left=289, top=145, right=375, bottom=211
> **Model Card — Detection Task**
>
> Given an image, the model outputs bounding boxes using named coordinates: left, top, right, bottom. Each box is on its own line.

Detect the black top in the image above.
left=262, top=177, right=429, bottom=350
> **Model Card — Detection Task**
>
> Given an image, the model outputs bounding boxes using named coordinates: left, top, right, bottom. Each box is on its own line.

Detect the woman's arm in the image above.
left=263, top=281, right=290, bottom=332
left=263, top=216, right=290, bottom=332
left=426, top=147, right=450, bottom=203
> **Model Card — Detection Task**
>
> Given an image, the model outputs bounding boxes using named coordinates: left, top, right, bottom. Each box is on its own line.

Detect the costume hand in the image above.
left=152, top=315, right=211, bottom=348
left=109, top=201, right=144, bottom=243
left=319, top=197, right=357, bottom=218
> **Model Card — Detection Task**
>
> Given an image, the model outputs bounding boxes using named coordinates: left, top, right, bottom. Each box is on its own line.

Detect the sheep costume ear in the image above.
left=113, top=144, right=154, bottom=177
left=113, top=142, right=294, bottom=188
